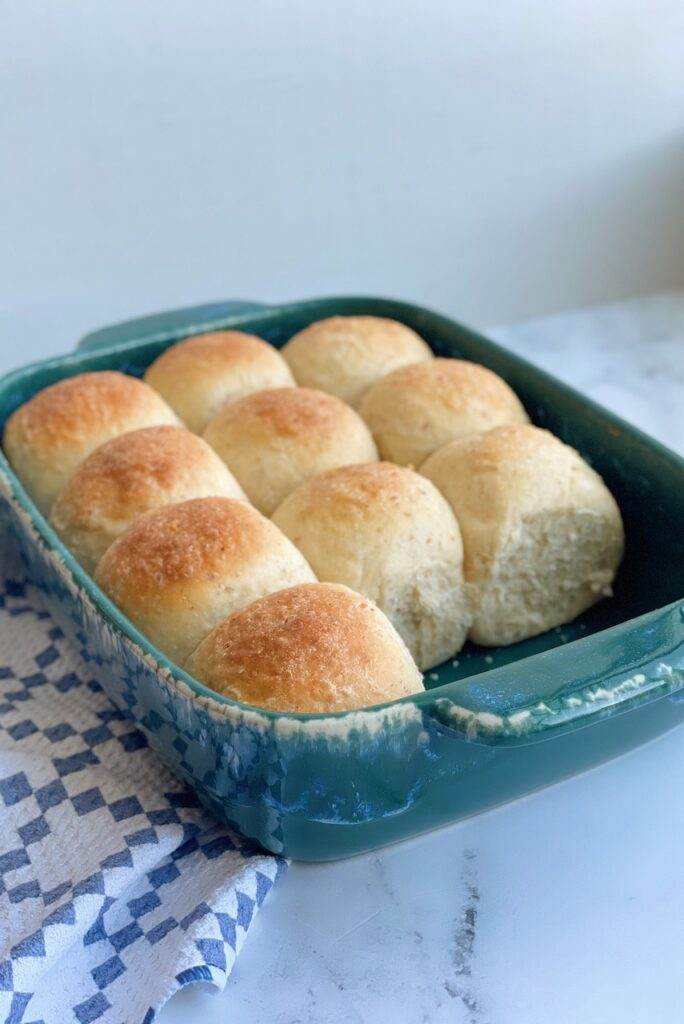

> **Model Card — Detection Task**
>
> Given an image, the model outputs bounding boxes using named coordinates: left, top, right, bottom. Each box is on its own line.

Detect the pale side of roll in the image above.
left=281, top=315, right=433, bottom=406
left=421, top=424, right=625, bottom=646
left=2, top=371, right=179, bottom=514
left=186, top=582, right=425, bottom=713
left=203, top=386, right=378, bottom=515
left=359, top=358, right=529, bottom=467
left=272, top=462, right=470, bottom=670
left=143, top=330, right=295, bottom=432
left=50, top=426, right=247, bottom=573
left=94, top=497, right=316, bottom=665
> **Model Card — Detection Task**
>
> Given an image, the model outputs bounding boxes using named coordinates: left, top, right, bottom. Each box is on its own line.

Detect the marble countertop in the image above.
left=57, top=292, right=684, bottom=1024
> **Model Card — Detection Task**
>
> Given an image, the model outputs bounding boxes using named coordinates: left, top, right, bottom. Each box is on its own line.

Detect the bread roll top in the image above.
left=144, top=330, right=295, bottom=432
left=3, top=371, right=179, bottom=513
left=94, top=496, right=308, bottom=609
left=421, top=424, right=623, bottom=582
left=203, top=386, right=378, bottom=515
left=359, top=358, right=529, bottom=467
left=205, top=385, right=369, bottom=445
left=281, top=315, right=433, bottom=406
left=273, top=460, right=463, bottom=570
left=272, top=462, right=469, bottom=670
left=186, top=582, right=424, bottom=713
left=50, top=425, right=246, bottom=572
left=422, top=424, right=625, bottom=646
left=94, top=496, right=316, bottom=665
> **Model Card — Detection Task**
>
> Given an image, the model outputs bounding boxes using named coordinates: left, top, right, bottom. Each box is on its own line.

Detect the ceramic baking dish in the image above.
left=0, top=297, right=682, bottom=861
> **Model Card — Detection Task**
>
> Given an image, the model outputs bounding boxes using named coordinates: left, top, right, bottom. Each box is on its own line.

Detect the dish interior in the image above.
left=0, top=296, right=682, bottom=703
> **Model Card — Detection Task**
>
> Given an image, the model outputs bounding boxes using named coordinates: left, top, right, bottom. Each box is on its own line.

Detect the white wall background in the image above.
left=2, top=0, right=683, bottom=365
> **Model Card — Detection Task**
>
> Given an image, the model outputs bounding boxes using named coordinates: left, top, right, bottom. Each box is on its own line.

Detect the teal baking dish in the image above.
left=0, top=296, right=682, bottom=861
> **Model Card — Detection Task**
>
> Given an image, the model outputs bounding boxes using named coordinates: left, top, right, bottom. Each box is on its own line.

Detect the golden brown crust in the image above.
left=358, top=359, right=529, bottom=466
left=2, top=371, right=179, bottom=513
left=145, top=331, right=282, bottom=381
left=285, top=315, right=428, bottom=356
left=143, top=331, right=295, bottom=432
left=369, top=359, right=525, bottom=418
left=94, top=496, right=315, bottom=665
left=4, top=371, right=175, bottom=456
left=203, top=387, right=378, bottom=514
left=52, top=426, right=241, bottom=527
left=205, top=387, right=359, bottom=444
left=279, top=460, right=437, bottom=517
left=282, top=315, right=433, bottom=406
left=186, top=582, right=424, bottom=713
left=49, top=427, right=247, bottom=572
left=95, top=497, right=274, bottom=604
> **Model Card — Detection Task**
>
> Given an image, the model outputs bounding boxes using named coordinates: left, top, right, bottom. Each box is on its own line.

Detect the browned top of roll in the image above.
left=281, top=314, right=433, bottom=406
left=3, top=371, right=179, bottom=513
left=54, top=426, right=242, bottom=524
left=209, top=386, right=357, bottom=442
left=358, top=358, right=529, bottom=467
left=202, top=387, right=378, bottom=515
left=4, top=371, right=175, bottom=456
left=277, top=459, right=434, bottom=513
left=146, top=330, right=279, bottom=373
left=186, top=582, right=424, bottom=713
left=143, top=330, right=295, bottom=432
left=49, top=426, right=246, bottom=572
left=94, top=496, right=285, bottom=608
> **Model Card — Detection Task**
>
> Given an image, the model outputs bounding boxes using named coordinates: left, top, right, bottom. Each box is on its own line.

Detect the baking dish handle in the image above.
left=76, top=300, right=270, bottom=353
left=420, top=598, right=684, bottom=746
left=423, top=647, right=683, bottom=746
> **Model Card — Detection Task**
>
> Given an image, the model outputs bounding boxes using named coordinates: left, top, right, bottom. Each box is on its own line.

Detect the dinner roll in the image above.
left=3, top=371, right=179, bottom=514
left=143, top=330, right=295, bottom=432
left=94, top=497, right=315, bottom=665
left=50, top=426, right=247, bottom=574
left=272, top=462, right=470, bottom=670
left=186, top=582, right=424, bottom=713
left=359, top=358, right=529, bottom=467
left=203, top=387, right=378, bottom=515
left=421, top=425, right=625, bottom=646
left=281, top=315, right=433, bottom=406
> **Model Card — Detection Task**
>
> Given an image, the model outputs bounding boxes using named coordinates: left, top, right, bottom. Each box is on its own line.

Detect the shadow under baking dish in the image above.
left=0, top=296, right=682, bottom=860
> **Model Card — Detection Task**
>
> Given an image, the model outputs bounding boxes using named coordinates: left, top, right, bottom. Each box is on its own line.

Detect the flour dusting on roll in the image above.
left=281, top=315, right=433, bottom=406
left=186, top=582, right=425, bottom=713
left=421, top=424, right=625, bottom=646
left=144, top=330, right=295, bottom=433
left=359, top=358, right=529, bottom=467
left=50, top=425, right=247, bottom=573
left=203, top=386, right=378, bottom=515
left=273, top=462, right=470, bottom=670
left=3, top=371, right=179, bottom=514
left=94, top=497, right=315, bottom=665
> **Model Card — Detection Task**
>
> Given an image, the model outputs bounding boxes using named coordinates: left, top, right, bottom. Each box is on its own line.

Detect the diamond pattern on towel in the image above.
left=0, top=561, right=284, bottom=1024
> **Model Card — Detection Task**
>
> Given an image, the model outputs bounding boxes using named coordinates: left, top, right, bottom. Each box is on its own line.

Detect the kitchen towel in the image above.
left=0, top=549, right=284, bottom=1024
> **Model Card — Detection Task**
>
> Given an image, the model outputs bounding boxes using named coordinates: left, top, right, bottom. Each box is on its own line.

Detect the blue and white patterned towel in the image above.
left=0, top=551, right=284, bottom=1024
